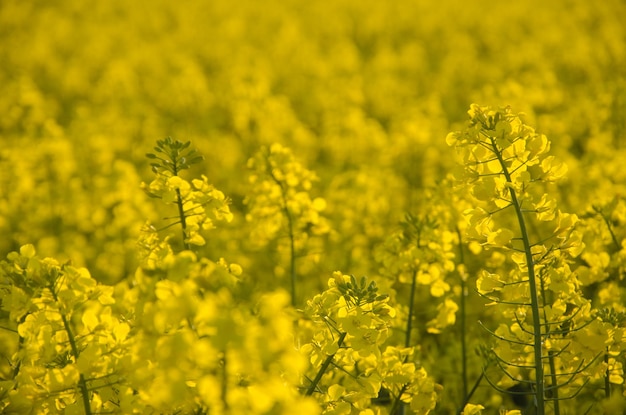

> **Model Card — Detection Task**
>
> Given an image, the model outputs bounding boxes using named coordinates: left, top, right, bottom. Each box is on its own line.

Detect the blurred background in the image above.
left=1, top=0, right=625, bottom=284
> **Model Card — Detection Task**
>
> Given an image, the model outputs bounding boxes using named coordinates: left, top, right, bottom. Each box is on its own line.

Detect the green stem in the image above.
left=594, top=207, right=621, bottom=250
left=392, top=267, right=419, bottom=415
left=175, top=188, right=189, bottom=250
left=458, top=372, right=484, bottom=415
left=456, top=227, right=469, bottom=403
left=171, top=162, right=190, bottom=251
left=305, top=332, right=347, bottom=396
left=266, top=157, right=297, bottom=307
left=405, top=269, right=418, bottom=348
left=546, top=351, right=559, bottom=414
left=405, top=228, right=422, bottom=348
left=12, top=314, right=27, bottom=381
left=539, top=273, right=560, bottom=415
left=286, top=209, right=296, bottom=307
left=490, top=136, right=545, bottom=415
left=604, top=350, right=611, bottom=399
left=49, top=285, right=92, bottom=415
left=221, top=351, right=229, bottom=411
left=389, top=384, right=409, bottom=415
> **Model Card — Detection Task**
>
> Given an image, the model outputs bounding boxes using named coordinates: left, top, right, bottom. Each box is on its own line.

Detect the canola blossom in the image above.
left=1, top=0, right=626, bottom=414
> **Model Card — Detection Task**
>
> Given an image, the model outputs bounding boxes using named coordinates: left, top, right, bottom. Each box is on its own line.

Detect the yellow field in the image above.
left=1, top=0, right=625, bottom=413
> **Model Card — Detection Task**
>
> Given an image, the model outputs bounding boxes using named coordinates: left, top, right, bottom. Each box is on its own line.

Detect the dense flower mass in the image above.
left=1, top=0, right=626, bottom=414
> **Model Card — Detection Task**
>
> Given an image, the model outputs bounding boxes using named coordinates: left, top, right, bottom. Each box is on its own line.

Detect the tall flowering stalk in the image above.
left=0, top=245, right=128, bottom=413
left=300, top=272, right=439, bottom=415
left=375, top=193, right=481, bottom=413
left=376, top=211, right=458, bottom=339
left=447, top=105, right=593, bottom=414
left=245, top=143, right=330, bottom=306
left=121, top=139, right=318, bottom=414
left=142, top=137, right=233, bottom=251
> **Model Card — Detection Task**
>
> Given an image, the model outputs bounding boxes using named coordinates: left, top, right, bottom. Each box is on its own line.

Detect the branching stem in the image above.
left=266, top=158, right=298, bottom=307
left=456, top=227, right=469, bottom=408
left=458, top=372, right=484, bottom=415
left=489, top=135, right=545, bottom=415
left=594, top=206, right=621, bottom=250
left=221, top=351, right=229, bottom=411
left=305, top=332, right=347, bottom=396
left=49, top=281, right=92, bottom=415
left=604, top=350, right=611, bottom=399
left=175, top=188, right=189, bottom=250
left=171, top=160, right=191, bottom=251
left=405, top=268, right=418, bottom=348
left=389, top=384, right=409, bottom=415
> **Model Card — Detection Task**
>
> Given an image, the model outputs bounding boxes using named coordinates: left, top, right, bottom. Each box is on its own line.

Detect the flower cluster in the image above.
left=376, top=211, right=458, bottom=334
left=245, top=143, right=330, bottom=248
left=0, top=245, right=128, bottom=413
left=142, top=137, right=233, bottom=249
left=447, top=105, right=578, bottom=253
left=300, top=272, right=438, bottom=415
left=142, top=174, right=233, bottom=247
left=448, top=104, right=600, bottom=412
left=245, top=143, right=331, bottom=304
left=122, top=251, right=315, bottom=414
left=2, top=0, right=626, bottom=411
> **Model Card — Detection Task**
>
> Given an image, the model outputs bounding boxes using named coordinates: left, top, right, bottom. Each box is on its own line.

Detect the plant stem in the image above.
left=605, top=350, right=611, bottom=399
left=460, top=275, right=468, bottom=400
left=49, top=284, right=92, bottom=415
left=305, top=332, right=347, bottom=396
left=458, top=372, right=484, bottom=415
left=406, top=269, right=418, bottom=348
left=539, top=272, right=560, bottom=415
left=12, top=314, right=27, bottom=380
left=392, top=267, right=419, bottom=415
left=175, top=188, right=190, bottom=250
left=456, top=227, right=469, bottom=406
left=389, top=384, right=409, bottom=415
left=404, top=227, right=422, bottom=347
left=594, top=207, right=620, bottom=250
left=171, top=161, right=190, bottom=251
left=221, top=351, right=229, bottom=411
left=547, top=351, right=560, bottom=413
left=286, top=208, right=296, bottom=307
left=266, top=159, right=298, bottom=307
left=490, top=136, right=545, bottom=415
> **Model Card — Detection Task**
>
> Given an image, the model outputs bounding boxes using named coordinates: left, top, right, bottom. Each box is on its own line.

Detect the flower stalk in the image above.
left=488, top=133, right=546, bottom=414
left=447, top=104, right=588, bottom=414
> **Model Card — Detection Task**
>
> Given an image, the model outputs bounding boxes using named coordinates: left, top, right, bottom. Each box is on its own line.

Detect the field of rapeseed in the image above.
left=1, top=0, right=626, bottom=413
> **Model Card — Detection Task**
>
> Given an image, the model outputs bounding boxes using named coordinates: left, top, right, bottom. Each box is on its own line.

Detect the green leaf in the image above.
left=188, top=156, right=204, bottom=164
